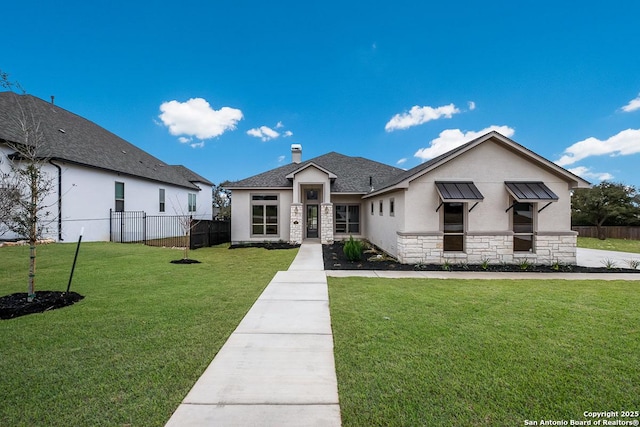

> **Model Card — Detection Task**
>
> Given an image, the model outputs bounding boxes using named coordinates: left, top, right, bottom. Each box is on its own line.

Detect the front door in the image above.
left=306, top=204, right=318, bottom=238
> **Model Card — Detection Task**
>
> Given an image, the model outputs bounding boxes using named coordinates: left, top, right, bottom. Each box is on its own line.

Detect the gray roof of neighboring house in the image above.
left=0, top=91, right=212, bottom=189
left=227, top=151, right=404, bottom=193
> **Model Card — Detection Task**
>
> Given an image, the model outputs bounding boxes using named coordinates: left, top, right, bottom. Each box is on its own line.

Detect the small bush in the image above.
left=343, top=236, right=363, bottom=261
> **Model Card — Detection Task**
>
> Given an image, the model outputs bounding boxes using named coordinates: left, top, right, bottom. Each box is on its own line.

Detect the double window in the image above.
left=188, top=193, right=197, bottom=212
left=335, top=204, right=360, bottom=234
left=252, top=195, right=278, bottom=236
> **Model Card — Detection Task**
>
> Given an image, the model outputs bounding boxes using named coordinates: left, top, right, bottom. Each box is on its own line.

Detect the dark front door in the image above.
left=306, top=204, right=318, bottom=238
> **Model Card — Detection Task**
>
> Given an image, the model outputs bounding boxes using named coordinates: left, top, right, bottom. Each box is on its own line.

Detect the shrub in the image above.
left=343, top=236, right=363, bottom=261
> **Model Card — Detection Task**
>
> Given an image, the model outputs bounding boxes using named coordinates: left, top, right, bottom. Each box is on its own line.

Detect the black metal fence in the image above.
left=110, top=210, right=230, bottom=249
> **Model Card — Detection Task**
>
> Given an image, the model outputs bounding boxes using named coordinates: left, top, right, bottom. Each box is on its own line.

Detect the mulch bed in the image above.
left=229, top=242, right=301, bottom=250
left=323, top=241, right=640, bottom=273
left=0, top=291, right=85, bottom=320
left=170, top=259, right=201, bottom=264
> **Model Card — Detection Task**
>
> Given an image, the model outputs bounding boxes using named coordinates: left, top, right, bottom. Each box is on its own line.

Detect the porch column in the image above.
left=320, top=203, right=333, bottom=244
left=290, top=203, right=303, bottom=244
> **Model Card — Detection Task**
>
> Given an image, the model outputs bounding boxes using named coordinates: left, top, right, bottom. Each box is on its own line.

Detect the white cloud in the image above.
left=158, top=98, right=243, bottom=143
left=385, top=103, right=461, bottom=132
left=277, top=155, right=286, bottom=163
left=555, top=129, right=640, bottom=166
left=396, top=158, right=407, bottom=165
left=468, top=101, right=476, bottom=111
left=276, top=121, right=284, bottom=128
left=178, top=136, right=192, bottom=144
left=621, top=93, right=640, bottom=112
left=414, top=125, right=515, bottom=161
left=283, top=130, right=293, bottom=137
left=567, top=166, right=613, bottom=182
left=190, top=141, right=205, bottom=149
left=247, top=126, right=280, bottom=141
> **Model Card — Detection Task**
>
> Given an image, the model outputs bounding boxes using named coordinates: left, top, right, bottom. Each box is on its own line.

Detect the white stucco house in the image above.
left=0, top=91, right=213, bottom=242
left=227, top=132, right=590, bottom=264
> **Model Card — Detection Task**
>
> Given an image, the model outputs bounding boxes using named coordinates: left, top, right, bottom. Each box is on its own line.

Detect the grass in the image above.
left=0, top=242, right=297, bottom=427
left=328, top=277, right=640, bottom=426
left=578, top=236, right=640, bottom=253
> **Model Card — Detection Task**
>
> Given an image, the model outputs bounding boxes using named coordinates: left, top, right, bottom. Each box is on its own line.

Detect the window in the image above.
left=159, top=189, right=165, bottom=212
left=379, top=200, right=383, bottom=215
left=115, top=182, right=124, bottom=212
left=443, top=202, right=464, bottom=252
left=335, top=204, right=360, bottom=234
left=252, top=194, right=278, bottom=236
left=389, top=198, right=395, bottom=216
left=513, top=202, right=534, bottom=252
left=188, top=193, right=197, bottom=212
left=371, top=202, right=374, bottom=215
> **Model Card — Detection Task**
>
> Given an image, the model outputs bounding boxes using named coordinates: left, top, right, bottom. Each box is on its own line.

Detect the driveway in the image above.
left=576, top=247, right=640, bottom=268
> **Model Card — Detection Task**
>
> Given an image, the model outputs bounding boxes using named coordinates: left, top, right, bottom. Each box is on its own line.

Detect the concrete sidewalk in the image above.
left=165, top=243, right=341, bottom=426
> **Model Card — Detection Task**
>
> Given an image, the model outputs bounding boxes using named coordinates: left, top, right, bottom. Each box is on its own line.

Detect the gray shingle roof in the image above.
left=227, top=151, right=404, bottom=193
left=0, top=92, right=211, bottom=189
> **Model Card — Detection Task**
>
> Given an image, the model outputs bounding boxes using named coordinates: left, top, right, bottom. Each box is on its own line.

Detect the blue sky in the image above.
left=4, top=1, right=640, bottom=187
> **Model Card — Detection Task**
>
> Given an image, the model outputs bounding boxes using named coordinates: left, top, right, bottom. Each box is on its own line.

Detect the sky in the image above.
left=3, top=1, right=640, bottom=187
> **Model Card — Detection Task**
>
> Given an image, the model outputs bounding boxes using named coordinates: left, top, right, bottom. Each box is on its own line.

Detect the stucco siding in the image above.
left=365, top=190, right=405, bottom=257
left=230, top=189, right=292, bottom=243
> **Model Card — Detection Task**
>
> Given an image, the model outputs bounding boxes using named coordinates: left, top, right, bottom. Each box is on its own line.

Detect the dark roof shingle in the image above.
left=0, top=92, right=210, bottom=190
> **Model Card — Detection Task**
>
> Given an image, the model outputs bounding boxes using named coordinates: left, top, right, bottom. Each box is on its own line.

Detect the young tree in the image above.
left=1, top=71, right=56, bottom=301
left=572, top=181, right=640, bottom=240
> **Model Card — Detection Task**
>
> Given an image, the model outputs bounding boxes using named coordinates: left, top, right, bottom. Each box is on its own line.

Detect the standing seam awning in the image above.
left=435, top=182, right=484, bottom=201
left=505, top=181, right=559, bottom=201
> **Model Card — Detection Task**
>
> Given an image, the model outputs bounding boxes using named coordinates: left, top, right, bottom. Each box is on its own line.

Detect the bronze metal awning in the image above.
left=505, top=181, right=558, bottom=213
left=435, top=182, right=484, bottom=212
left=505, top=182, right=558, bottom=201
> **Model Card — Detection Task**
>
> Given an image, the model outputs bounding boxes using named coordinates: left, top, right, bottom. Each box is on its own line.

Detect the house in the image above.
left=0, top=92, right=213, bottom=242
left=226, top=132, right=590, bottom=265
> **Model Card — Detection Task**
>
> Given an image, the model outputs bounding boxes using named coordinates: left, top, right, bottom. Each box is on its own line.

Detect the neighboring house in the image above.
left=0, top=92, right=213, bottom=242
left=227, top=133, right=590, bottom=264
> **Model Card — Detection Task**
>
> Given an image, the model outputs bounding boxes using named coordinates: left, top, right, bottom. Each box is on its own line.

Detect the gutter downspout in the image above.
left=49, top=159, right=63, bottom=241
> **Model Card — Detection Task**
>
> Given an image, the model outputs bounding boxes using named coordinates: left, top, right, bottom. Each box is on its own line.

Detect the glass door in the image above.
left=306, top=204, right=318, bottom=238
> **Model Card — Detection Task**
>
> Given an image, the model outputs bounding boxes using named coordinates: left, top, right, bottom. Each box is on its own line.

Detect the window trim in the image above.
left=379, top=200, right=383, bottom=216
left=251, top=193, right=280, bottom=237
left=159, top=188, right=165, bottom=213
left=442, top=202, right=465, bottom=252
left=389, top=198, right=395, bottom=217
left=188, top=193, right=197, bottom=212
left=512, top=200, right=536, bottom=252
left=334, top=204, right=360, bottom=234
left=115, top=181, right=125, bottom=212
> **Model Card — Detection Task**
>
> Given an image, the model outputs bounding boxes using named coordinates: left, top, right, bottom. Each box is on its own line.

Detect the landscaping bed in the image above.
left=323, top=241, right=640, bottom=273
left=0, top=291, right=84, bottom=320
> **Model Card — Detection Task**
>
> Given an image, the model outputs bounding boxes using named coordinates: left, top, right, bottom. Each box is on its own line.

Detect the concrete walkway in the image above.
left=165, top=242, right=341, bottom=426
left=166, top=244, right=639, bottom=425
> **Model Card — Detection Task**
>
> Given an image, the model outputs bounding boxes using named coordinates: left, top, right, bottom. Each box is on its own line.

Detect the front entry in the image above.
left=306, top=204, right=319, bottom=238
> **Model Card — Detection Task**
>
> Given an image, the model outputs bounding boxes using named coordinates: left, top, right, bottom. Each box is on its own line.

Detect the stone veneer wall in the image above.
left=320, top=203, right=334, bottom=244
left=290, top=203, right=303, bottom=244
left=396, top=232, right=577, bottom=265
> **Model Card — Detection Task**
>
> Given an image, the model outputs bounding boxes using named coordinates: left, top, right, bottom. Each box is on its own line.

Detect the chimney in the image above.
left=291, top=144, right=302, bottom=164
left=50, top=95, right=55, bottom=105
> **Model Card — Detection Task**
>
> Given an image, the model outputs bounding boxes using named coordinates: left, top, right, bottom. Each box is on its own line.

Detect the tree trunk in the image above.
left=27, top=166, right=38, bottom=302
left=596, top=220, right=607, bottom=240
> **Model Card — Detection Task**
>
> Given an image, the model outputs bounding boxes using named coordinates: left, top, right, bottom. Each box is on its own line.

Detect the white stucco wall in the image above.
left=1, top=148, right=212, bottom=242
left=364, top=190, right=405, bottom=256
left=230, top=188, right=293, bottom=243
left=374, top=139, right=578, bottom=264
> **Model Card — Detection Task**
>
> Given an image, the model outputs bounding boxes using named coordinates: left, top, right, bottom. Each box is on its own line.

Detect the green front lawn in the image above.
left=0, top=242, right=297, bottom=426
left=578, top=236, right=640, bottom=253
left=329, top=277, right=640, bottom=426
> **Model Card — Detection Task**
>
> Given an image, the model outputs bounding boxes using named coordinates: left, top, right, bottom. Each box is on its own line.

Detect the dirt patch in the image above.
left=323, top=241, right=640, bottom=273
left=1, top=291, right=85, bottom=320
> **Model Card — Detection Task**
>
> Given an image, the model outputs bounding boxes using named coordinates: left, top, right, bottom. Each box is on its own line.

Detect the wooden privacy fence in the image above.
left=572, top=226, right=640, bottom=240
left=110, top=210, right=230, bottom=248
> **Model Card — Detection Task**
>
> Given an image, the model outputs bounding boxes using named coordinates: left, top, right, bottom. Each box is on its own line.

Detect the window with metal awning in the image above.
left=504, top=181, right=559, bottom=213
left=435, top=181, right=484, bottom=212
